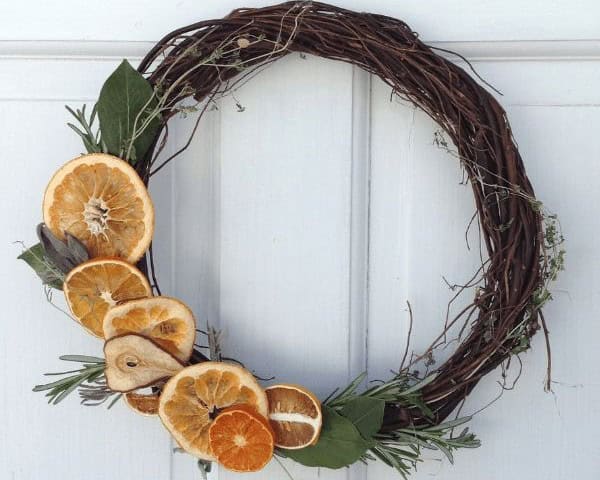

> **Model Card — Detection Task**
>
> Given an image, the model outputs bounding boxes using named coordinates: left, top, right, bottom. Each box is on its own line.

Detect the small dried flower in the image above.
left=237, top=38, right=251, bottom=49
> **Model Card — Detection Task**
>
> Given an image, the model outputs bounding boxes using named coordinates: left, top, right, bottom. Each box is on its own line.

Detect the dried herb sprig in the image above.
left=78, top=377, right=122, bottom=408
left=327, top=372, right=436, bottom=416
left=33, top=355, right=119, bottom=407
left=368, top=419, right=479, bottom=478
left=66, top=104, right=105, bottom=154
left=324, top=373, right=479, bottom=478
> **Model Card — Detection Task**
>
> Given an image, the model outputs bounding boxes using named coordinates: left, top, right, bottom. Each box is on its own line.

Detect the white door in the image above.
left=1, top=2, right=598, bottom=479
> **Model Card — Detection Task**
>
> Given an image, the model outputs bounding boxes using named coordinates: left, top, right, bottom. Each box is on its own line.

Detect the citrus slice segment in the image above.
left=265, top=384, right=322, bottom=449
left=104, top=333, right=184, bottom=392
left=103, top=296, right=196, bottom=362
left=43, top=153, right=154, bottom=263
left=209, top=404, right=274, bottom=472
left=158, top=362, right=268, bottom=461
left=125, top=390, right=160, bottom=416
left=63, top=257, right=152, bottom=337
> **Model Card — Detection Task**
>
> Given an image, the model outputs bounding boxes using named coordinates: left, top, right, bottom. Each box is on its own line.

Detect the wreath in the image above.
left=18, top=1, right=564, bottom=477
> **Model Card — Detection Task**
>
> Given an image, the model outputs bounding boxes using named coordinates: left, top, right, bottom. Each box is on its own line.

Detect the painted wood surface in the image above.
left=1, top=2, right=599, bottom=479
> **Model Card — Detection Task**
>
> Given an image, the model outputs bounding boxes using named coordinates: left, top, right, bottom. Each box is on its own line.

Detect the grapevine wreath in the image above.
left=19, top=1, right=564, bottom=477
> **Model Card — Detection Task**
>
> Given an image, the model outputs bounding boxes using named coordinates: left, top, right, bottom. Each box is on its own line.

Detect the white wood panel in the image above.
left=167, top=53, right=599, bottom=480
left=167, top=106, right=223, bottom=479
left=402, top=104, right=600, bottom=480
left=3, top=40, right=600, bottom=63
left=216, top=53, right=354, bottom=480
left=168, top=59, right=373, bottom=479
left=365, top=65, right=600, bottom=479
left=1, top=0, right=598, bottom=43
left=0, top=90, right=173, bottom=479
left=1, top=3, right=599, bottom=480
left=367, top=88, right=483, bottom=384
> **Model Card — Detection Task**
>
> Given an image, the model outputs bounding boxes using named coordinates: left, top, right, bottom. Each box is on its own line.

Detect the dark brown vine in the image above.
left=135, top=1, right=552, bottom=430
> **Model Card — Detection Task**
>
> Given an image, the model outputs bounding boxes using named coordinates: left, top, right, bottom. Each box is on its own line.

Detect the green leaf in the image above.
left=18, top=243, right=63, bottom=289
left=284, top=406, right=371, bottom=469
left=340, top=396, right=385, bottom=439
left=97, top=59, right=160, bottom=164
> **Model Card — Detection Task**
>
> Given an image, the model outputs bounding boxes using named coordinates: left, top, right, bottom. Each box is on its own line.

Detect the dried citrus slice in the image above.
left=43, top=153, right=154, bottom=263
left=63, top=257, right=152, bottom=337
left=209, top=404, right=274, bottom=472
left=265, top=384, right=322, bottom=449
left=125, top=390, right=160, bottom=416
left=103, top=296, right=195, bottom=362
left=158, top=362, right=268, bottom=461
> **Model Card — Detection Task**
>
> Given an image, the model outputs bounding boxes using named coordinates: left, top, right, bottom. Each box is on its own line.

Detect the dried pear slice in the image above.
left=104, top=333, right=185, bottom=392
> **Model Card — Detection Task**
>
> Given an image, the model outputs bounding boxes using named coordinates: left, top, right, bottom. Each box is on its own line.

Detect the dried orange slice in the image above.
left=63, top=258, right=152, bottom=337
left=265, top=384, right=322, bottom=449
left=125, top=390, right=160, bottom=416
left=43, top=153, right=154, bottom=263
left=158, top=362, right=268, bottom=461
left=103, top=297, right=196, bottom=362
left=209, top=404, right=274, bottom=472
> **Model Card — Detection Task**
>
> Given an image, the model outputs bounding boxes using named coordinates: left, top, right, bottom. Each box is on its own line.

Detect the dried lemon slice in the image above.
left=103, top=297, right=196, bottom=362
left=158, top=362, right=268, bottom=461
left=43, top=153, right=154, bottom=263
left=63, top=258, right=152, bottom=337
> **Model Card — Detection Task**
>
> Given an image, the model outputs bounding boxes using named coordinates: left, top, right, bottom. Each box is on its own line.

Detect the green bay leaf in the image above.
left=284, top=406, right=371, bottom=469
left=97, top=59, right=160, bottom=164
left=341, top=396, right=386, bottom=439
left=18, top=243, right=64, bottom=289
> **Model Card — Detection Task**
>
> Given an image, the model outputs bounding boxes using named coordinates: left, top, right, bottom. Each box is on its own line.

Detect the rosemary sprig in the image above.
left=327, top=372, right=436, bottom=418
left=66, top=104, right=105, bottom=153
left=370, top=418, right=480, bottom=477
left=325, top=373, right=480, bottom=478
left=78, top=376, right=122, bottom=408
left=33, top=355, right=119, bottom=407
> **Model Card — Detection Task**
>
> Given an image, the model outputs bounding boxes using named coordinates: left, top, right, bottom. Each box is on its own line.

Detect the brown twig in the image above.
left=399, top=300, right=414, bottom=373
left=135, top=0, right=555, bottom=429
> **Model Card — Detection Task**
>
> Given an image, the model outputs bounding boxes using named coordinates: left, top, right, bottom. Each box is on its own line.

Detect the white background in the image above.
left=1, top=1, right=599, bottom=479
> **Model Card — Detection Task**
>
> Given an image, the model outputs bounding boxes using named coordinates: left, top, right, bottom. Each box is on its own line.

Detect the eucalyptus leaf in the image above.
left=340, top=396, right=385, bottom=439
left=283, top=407, right=371, bottom=469
left=97, top=59, right=160, bottom=163
left=17, top=243, right=64, bottom=289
